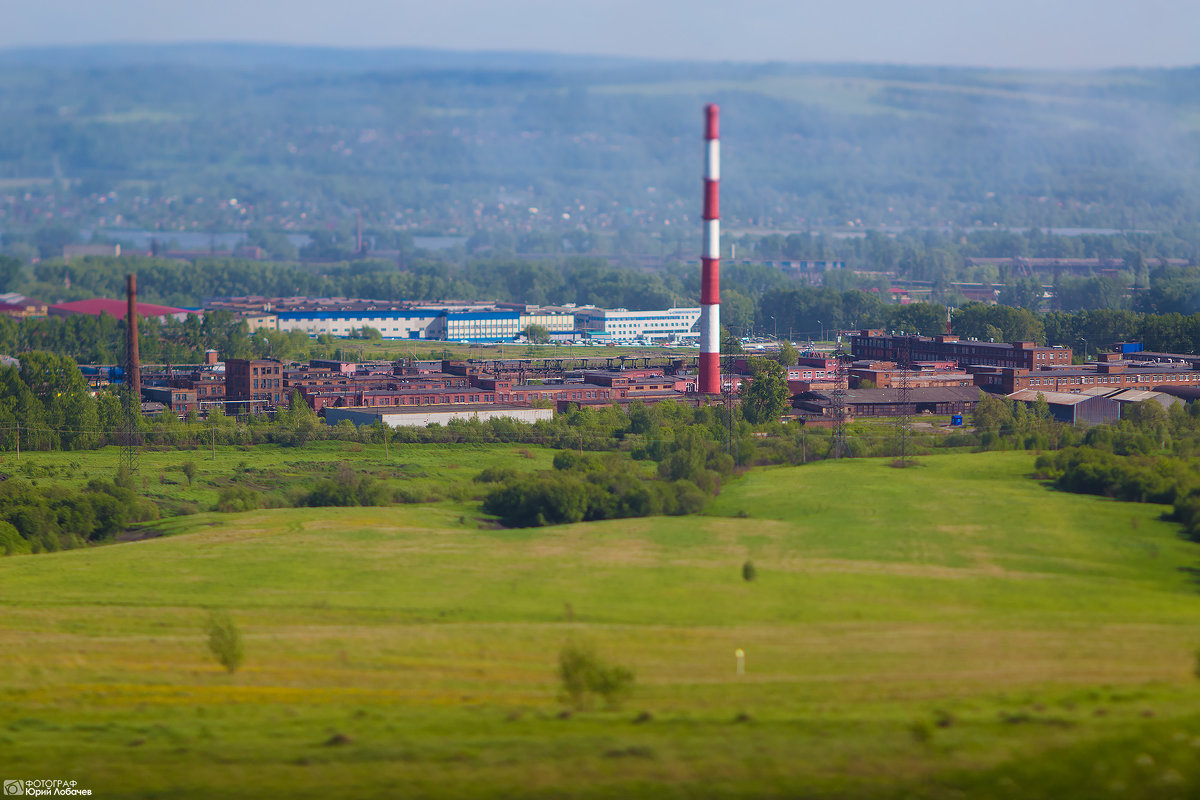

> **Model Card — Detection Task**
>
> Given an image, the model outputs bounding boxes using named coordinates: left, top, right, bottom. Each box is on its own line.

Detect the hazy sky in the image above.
left=2, top=0, right=1199, bottom=69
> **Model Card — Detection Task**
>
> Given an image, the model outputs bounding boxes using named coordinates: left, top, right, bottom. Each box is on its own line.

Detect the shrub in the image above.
left=558, top=640, right=635, bottom=710
left=217, top=485, right=260, bottom=513
left=0, top=520, right=31, bottom=556
left=484, top=474, right=595, bottom=527
left=742, top=561, right=757, bottom=582
left=302, top=465, right=389, bottom=507
left=205, top=610, right=244, bottom=674
left=394, top=485, right=440, bottom=503
left=473, top=466, right=518, bottom=484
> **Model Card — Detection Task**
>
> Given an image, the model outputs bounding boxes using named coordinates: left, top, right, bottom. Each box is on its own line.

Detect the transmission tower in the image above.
left=119, top=384, right=140, bottom=476
left=120, top=274, right=141, bottom=476
left=894, top=335, right=914, bottom=467
left=828, top=351, right=849, bottom=459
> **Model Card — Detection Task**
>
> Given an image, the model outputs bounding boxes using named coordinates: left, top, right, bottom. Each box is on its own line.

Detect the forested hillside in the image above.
left=1, top=45, right=1200, bottom=247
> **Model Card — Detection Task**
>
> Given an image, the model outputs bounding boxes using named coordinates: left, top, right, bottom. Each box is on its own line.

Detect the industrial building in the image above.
left=225, top=358, right=285, bottom=413
left=142, top=385, right=198, bottom=415
left=496, top=304, right=579, bottom=335
left=1076, top=387, right=1180, bottom=413
left=849, top=361, right=975, bottom=390
left=325, top=404, right=554, bottom=428
left=205, top=296, right=706, bottom=343
left=972, top=353, right=1200, bottom=394
left=275, top=305, right=442, bottom=339
left=49, top=298, right=193, bottom=322
left=426, top=310, right=522, bottom=342
left=574, top=307, right=702, bottom=342
left=1005, top=389, right=1121, bottom=426
left=794, top=386, right=981, bottom=418
left=851, top=331, right=1071, bottom=370
left=0, top=293, right=47, bottom=319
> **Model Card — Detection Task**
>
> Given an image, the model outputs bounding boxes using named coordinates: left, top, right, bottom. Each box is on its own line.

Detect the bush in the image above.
left=393, top=485, right=441, bottom=503
left=216, top=485, right=260, bottom=513
left=483, top=450, right=714, bottom=528
left=205, top=610, right=244, bottom=674
left=483, top=473, right=596, bottom=527
left=0, top=520, right=30, bottom=556
left=473, top=466, right=518, bottom=484
left=302, top=465, right=389, bottom=507
left=558, top=640, right=635, bottom=710
left=1046, top=446, right=1200, bottom=505
left=742, top=560, right=757, bottom=582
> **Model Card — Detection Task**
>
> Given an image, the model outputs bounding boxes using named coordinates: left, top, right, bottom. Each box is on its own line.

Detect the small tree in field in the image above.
left=558, top=640, right=634, bottom=710
left=206, top=610, right=244, bottom=673
left=181, top=461, right=197, bottom=486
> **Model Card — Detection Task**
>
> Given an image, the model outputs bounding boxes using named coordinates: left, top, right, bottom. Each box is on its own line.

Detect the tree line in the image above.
left=13, top=249, right=1200, bottom=349
left=1030, top=399, right=1200, bottom=542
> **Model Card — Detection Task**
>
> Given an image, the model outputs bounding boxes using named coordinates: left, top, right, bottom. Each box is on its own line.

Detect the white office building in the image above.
left=276, top=308, right=442, bottom=339
left=574, top=307, right=702, bottom=341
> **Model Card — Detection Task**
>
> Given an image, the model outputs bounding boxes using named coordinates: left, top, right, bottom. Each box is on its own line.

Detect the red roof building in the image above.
left=48, top=299, right=194, bottom=322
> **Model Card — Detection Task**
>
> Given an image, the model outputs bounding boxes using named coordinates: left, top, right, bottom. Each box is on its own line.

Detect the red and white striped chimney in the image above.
left=699, top=103, right=721, bottom=394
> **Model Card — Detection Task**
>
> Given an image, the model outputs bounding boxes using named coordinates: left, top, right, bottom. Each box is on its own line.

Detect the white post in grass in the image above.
left=735, top=648, right=745, bottom=675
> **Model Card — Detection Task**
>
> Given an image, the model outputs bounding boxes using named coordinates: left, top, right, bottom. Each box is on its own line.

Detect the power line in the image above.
left=894, top=336, right=915, bottom=468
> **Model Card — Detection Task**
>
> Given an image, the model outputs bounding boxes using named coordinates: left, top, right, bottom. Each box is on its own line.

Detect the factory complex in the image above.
left=200, top=296, right=704, bottom=345
left=94, top=326, right=1195, bottom=435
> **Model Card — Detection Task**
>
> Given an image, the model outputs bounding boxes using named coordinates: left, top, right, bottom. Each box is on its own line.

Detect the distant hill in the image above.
left=0, top=44, right=1198, bottom=237
left=0, top=41, right=646, bottom=71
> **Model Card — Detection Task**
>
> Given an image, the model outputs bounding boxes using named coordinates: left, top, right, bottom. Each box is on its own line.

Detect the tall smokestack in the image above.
left=126, top=274, right=141, bottom=400
left=699, top=103, right=721, bottom=394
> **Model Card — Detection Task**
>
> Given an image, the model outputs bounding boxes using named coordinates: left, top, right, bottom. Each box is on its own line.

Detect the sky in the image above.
left=2, top=0, right=1199, bottom=69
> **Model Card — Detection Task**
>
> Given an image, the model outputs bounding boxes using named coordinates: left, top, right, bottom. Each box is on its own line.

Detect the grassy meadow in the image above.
left=0, top=440, right=557, bottom=519
left=2, top=451, right=1200, bottom=798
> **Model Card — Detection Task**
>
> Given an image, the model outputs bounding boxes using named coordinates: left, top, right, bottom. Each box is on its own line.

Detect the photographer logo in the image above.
left=2, top=780, right=89, bottom=797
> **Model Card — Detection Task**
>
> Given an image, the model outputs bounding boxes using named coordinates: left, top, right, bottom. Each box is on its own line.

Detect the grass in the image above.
left=0, top=440, right=556, bottom=516
left=1, top=451, right=1200, bottom=797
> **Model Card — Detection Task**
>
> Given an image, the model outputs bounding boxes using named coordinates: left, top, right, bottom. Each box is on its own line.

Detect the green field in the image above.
left=0, top=440, right=557, bottom=519
left=2, top=451, right=1200, bottom=798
